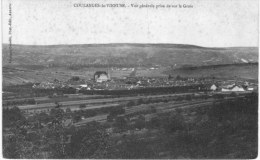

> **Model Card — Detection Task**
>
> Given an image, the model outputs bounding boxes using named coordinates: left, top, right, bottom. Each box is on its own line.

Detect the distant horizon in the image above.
left=2, top=43, right=259, bottom=48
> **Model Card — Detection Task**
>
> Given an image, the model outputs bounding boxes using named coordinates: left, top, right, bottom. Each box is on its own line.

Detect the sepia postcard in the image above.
left=1, top=0, right=258, bottom=159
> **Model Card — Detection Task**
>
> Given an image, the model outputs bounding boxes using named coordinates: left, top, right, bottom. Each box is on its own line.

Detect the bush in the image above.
left=71, top=76, right=80, bottom=81
left=37, top=112, right=51, bottom=123
left=162, top=112, right=186, bottom=133
left=230, top=92, right=237, bottom=97
left=176, top=96, right=184, bottom=101
left=114, top=116, right=127, bottom=131
left=127, top=101, right=135, bottom=107
left=107, top=115, right=115, bottom=122
left=185, top=95, right=192, bottom=101
left=73, top=115, right=81, bottom=122
left=134, top=118, right=145, bottom=130
left=214, top=94, right=225, bottom=99
left=150, top=106, right=157, bottom=113
left=79, top=104, right=86, bottom=109
left=109, top=107, right=125, bottom=116
left=3, top=107, right=26, bottom=127
left=137, top=99, right=144, bottom=105
left=147, top=117, right=160, bottom=129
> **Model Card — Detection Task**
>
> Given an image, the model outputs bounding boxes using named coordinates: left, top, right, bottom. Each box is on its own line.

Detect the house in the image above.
left=247, top=87, right=254, bottom=91
left=94, top=71, right=109, bottom=83
left=231, top=85, right=245, bottom=92
left=221, top=85, right=245, bottom=92
left=210, top=84, right=217, bottom=91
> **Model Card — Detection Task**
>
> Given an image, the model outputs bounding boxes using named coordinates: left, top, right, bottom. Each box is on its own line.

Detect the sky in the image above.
left=2, top=0, right=259, bottom=47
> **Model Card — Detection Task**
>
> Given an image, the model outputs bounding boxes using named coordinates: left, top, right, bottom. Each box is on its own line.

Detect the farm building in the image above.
left=94, top=71, right=110, bottom=83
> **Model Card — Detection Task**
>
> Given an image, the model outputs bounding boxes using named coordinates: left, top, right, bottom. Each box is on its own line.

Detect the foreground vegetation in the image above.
left=3, top=92, right=257, bottom=158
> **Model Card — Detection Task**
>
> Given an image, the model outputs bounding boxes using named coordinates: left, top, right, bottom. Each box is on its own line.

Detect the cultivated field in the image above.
left=165, top=63, right=258, bottom=81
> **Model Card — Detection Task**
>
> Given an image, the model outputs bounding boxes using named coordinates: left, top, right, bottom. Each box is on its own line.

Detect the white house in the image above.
left=210, top=84, right=217, bottom=91
left=247, top=87, right=254, bottom=91
left=221, top=85, right=245, bottom=92
left=94, top=71, right=109, bottom=83
left=231, top=86, right=245, bottom=92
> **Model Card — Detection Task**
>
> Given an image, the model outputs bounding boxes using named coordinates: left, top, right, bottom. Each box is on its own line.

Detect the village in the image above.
left=32, top=70, right=257, bottom=92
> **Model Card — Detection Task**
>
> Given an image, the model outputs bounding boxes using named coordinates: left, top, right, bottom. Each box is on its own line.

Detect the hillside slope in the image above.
left=2, top=44, right=258, bottom=67
left=164, top=63, right=258, bottom=81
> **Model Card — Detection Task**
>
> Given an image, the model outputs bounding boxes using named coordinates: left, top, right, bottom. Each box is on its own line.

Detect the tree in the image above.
left=176, top=96, right=184, bottom=101
left=162, top=112, right=185, bottom=133
left=54, top=101, right=62, bottom=108
left=107, top=115, right=115, bottom=122
left=114, top=116, right=127, bottom=131
left=230, top=92, right=237, bottom=97
left=148, top=117, right=160, bottom=129
left=79, top=104, right=86, bottom=109
left=127, top=101, right=135, bottom=107
left=109, top=107, right=125, bottom=116
left=37, top=112, right=51, bottom=124
left=50, top=108, right=64, bottom=124
left=73, top=115, right=81, bottom=123
left=3, top=107, right=26, bottom=127
left=65, top=122, right=109, bottom=158
left=3, top=108, right=43, bottom=158
left=137, top=99, right=144, bottom=105
left=150, top=106, right=156, bottom=113
left=71, top=76, right=80, bottom=81
left=134, top=116, right=146, bottom=130
left=185, top=95, right=192, bottom=101
left=66, top=108, right=72, bottom=113
left=176, top=75, right=182, bottom=80
left=214, top=94, right=225, bottom=99
left=65, top=108, right=72, bottom=118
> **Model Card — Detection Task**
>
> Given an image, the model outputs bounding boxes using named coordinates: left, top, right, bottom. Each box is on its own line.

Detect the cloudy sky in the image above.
left=2, top=0, right=258, bottom=47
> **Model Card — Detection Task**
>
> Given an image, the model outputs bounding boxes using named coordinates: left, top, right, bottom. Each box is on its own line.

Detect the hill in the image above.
left=2, top=43, right=258, bottom=67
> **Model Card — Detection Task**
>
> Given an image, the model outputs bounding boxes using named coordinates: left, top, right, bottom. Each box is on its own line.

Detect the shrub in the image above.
left=109, top=107, right=125, bottom=116
left=230, top=92, right=237, bottom=97
left=107, top=115, right=114, bottom=122
left=127, top=101, right=135, bottom=107
left=114, top=116, right=127, bottom=131
left=162, top=112, right=186, bottom=133
left=79, top=104, right=86, bottom=109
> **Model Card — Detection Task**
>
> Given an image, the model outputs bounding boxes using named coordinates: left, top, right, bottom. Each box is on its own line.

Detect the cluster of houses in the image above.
left=90, top=72, right=257, bottom=92
left=32, top=71, right=257, bottom=92
left=209, top=81, right=257, bottom=92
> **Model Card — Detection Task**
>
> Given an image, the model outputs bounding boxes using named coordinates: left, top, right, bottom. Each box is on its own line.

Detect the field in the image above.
left=165, top=63, right=258, bottom=81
